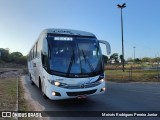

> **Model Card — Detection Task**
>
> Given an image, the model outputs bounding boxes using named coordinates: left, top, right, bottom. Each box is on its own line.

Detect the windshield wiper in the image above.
left=76, top=43, right=83, bottom=74
left=66, top=49, right=75, bottom=77
left=81, top=49, right=95, bottom=73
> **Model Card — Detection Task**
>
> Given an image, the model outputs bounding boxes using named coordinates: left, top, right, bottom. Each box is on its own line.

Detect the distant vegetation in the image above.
left=103, top=53, right=160, bottom=64
left=1, top=48, right=160, bottom=67
left=0, top=48, right=27, bottom=65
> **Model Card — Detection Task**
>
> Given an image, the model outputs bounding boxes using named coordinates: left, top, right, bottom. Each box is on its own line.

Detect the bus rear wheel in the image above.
left=30, top=74, right=34, bottom=85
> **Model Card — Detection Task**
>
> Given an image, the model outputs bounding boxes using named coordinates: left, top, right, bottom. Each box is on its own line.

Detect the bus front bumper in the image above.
left=46, top=82, right=106, bottom=100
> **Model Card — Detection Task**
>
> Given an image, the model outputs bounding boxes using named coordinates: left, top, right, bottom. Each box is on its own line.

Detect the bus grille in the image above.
left=66, top=89, right=97, bottom=96
left=61, top=82, right=100, bottom=89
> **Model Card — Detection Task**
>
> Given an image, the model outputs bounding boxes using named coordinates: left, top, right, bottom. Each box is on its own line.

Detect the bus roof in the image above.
left=41, top=28, right=96, bottom=37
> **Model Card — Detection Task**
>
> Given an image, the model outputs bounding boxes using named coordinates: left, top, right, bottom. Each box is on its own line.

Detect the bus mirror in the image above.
left=98, top=40, right=111, bottom=55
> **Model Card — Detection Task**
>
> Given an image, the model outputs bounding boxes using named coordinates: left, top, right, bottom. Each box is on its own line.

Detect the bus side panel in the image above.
left=34, top=54, right=43, bottom=88
left=37, top=33, right=45, bottom=88
left=27, top=60, right=31, bottom=77
left=27, top=51, right=35, bottom=84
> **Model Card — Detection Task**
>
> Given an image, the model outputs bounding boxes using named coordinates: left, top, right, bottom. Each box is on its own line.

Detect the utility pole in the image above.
left=117, top=3, right=126, bottom=72
left=133, top=46, right=136, bottom=62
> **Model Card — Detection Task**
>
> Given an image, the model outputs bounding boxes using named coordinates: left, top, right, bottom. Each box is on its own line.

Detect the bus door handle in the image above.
left=33, top=63, right=36, bottom=67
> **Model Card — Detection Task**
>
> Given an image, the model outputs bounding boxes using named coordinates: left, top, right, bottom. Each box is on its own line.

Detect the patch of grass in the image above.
left=105, top=70, right=160, bottom=82
left=0, top=68, right=37, bottom=120
left=0, top=78, right=17, bottom=111
left=18, top=79, right=28, bottom=111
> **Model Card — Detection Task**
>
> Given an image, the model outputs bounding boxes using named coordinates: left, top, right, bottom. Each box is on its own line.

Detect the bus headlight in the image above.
left=99, top=79, right=104, bottom=83
left=54, top=81, right=60, bottom=86
left=48, top=80, right=67, bottom=87
left=52, top=92, right=56, bottom=96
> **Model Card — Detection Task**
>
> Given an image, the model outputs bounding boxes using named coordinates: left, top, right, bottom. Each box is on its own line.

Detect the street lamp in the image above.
left=117, top=3, right=126, bottom=72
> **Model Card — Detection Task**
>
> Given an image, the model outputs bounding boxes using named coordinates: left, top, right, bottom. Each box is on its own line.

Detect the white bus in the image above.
left=27, top=28, right=111, bottom=100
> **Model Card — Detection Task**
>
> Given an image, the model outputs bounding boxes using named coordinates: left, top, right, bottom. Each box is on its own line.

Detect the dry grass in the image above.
left=0, top=67, right=33, bottom=120
left=106, top=70, right=160, bottom=82
left=18, top=78, right=28, bottom=111
left=0, top=78, right=17, bottom=111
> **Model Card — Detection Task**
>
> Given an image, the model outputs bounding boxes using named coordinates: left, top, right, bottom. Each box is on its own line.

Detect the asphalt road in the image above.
left=22, top=75, right=160, bottom=120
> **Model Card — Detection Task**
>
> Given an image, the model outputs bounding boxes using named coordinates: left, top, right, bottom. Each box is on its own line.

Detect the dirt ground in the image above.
left=20, top=76, right=49, bottom=120
left=0, top=70, right=21, bottom=79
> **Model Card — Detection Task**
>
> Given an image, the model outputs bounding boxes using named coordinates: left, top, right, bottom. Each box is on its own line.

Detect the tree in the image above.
left=18, top=56, right=27, bottom=65
left=0, top=48, right=9, bottom=61
left=153, top=57, right=160, bottom=63
left=0, top=48, right=27, bottom=65
left=134, top=58, right=141, bottom=63
left=110, top=53, right=119, bottom=63
left=9, top=52, right=23, bottom=63
left=102, top=55, right=108, bottom=64
left=142, top=57, right=151, bottom=63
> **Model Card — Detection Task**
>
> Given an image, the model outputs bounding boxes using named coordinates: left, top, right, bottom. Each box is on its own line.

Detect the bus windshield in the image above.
left=48, top=36, right=103, bottom=77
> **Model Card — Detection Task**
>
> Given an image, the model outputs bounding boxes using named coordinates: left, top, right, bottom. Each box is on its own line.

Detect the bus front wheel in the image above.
left=39, top=78, right=48, bottom=99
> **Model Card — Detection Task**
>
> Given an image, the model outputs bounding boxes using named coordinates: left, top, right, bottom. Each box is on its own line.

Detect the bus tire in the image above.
left=30, top=74, right=34, bottom=85
left=39, top=78, right=48, bottom=99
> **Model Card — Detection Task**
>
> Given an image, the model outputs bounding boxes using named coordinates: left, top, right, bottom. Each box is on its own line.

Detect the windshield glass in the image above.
left=47, top=35, right=102, bottom=77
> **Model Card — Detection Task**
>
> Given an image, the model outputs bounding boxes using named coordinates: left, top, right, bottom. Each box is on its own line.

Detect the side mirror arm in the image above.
left=98, top=40, right=111, bottom=55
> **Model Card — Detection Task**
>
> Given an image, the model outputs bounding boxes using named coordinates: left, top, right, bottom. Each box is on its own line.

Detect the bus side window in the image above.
left=32, top=49, right=34, bottom=60
left=31, top=49, right=33, bottom=60
left=37, top=41, right=40, bottom=57
left=35, top=42, right=37, bottom=58
left=42, top=38, right=49, bottom=70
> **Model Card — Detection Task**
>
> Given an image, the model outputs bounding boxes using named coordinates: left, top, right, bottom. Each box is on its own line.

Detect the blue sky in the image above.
left=0, top=0, right=160, bottom=59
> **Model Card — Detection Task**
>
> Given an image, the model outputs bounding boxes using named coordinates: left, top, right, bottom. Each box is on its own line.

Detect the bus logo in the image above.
left=74, top=75, right=79, bottom=77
